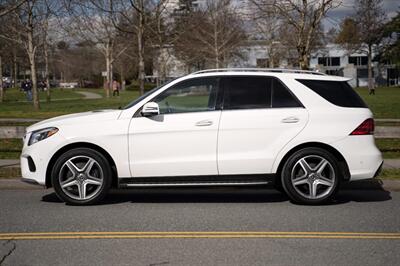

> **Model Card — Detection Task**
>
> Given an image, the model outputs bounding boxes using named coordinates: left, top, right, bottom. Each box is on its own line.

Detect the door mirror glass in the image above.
left=141, top=102, right=160, bottom=117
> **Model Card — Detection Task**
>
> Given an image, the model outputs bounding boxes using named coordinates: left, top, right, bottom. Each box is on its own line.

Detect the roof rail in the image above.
left=191, top=68, right=325, bottom=76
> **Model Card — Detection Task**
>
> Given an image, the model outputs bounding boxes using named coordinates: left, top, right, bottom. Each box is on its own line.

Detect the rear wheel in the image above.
left=51, top=148, right=112, bottom=205
left=281, top=148, right=339, bottom=204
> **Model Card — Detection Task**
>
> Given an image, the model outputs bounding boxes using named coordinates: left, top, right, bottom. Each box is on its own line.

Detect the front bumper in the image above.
left=20, top=132, right=65, bottom=187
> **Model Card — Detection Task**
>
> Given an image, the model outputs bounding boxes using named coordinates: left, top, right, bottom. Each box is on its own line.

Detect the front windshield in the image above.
left=123, top=79, right=176, bottom=110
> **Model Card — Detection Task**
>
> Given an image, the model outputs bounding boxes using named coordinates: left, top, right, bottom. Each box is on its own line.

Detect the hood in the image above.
left=27, top=109, right=122, bottom=132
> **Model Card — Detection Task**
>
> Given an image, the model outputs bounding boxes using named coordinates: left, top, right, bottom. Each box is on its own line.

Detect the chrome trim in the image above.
left=123, top=181, right=269, bottom=187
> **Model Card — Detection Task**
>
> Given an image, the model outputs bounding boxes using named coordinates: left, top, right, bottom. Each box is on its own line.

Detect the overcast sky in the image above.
left=324, top=0, right=399, bottom=30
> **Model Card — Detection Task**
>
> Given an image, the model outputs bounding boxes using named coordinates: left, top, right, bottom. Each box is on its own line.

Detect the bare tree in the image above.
left=174, top=0, right=245, bottom=69
left=0, top=0, right=51, bottom=109
left=66, top=0, right=129, bottom=97
left=251, top=0, right=341, bottom=69
left=0, top=0, right=27, bottom=17
left=102, top=0, right=147, bottom=95
left=355, top=0, right=386, bottom=94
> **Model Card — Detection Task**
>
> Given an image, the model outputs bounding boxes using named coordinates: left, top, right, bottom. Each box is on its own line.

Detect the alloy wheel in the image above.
left=58, top=156, right=104, bottom=201
left=290, top=155, right=335, bottom=200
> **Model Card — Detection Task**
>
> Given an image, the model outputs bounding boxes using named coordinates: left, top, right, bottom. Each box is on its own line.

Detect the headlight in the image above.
left=28, top=127, right=59, bottom=146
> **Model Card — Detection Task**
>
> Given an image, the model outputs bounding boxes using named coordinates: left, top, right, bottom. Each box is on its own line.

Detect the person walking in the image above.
left=22, top=79, right=33, bottom=101
left=112, top=80, right=120, bottom=96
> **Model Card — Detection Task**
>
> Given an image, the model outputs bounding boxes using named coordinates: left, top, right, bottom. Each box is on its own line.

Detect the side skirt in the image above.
left=118, top=174, right=276, bottom=188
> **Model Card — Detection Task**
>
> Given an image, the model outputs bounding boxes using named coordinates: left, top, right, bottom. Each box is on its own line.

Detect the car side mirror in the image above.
left=141, top=102, right=160, bottom=117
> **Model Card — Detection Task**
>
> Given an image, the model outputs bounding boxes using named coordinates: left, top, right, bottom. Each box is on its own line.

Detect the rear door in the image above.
left=217, top=76, right=309, bottom=175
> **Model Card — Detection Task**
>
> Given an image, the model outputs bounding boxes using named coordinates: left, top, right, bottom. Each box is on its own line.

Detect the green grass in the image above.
left=375, top=138, right=400, bottom=159
left=0, top=167, right=21, bottom=179
left=0, top=139, right=22, bottom=159
left=2, top=87, right=84, bottom=102
left=355, top=86, right=400, bottom=119
left=0, top=89, right=140, bottom=119
left=379, top=169, right=400, bottom=180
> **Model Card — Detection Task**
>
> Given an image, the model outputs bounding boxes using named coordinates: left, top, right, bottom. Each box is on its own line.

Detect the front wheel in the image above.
left=51, top=148, right=112, bottom=205
left=281, top=148, right=340, bottom=205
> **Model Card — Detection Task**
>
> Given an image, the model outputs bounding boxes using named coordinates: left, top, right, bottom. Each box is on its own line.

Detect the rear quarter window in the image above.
left=296, top=79, right=367, bottom=108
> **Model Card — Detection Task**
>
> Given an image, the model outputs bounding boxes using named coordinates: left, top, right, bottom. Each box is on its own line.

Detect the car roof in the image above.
left=188, top=68, right=351, bottom=82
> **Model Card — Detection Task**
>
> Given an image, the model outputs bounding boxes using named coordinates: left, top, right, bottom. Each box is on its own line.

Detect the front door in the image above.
left=129, top=77, right=221, bottom=177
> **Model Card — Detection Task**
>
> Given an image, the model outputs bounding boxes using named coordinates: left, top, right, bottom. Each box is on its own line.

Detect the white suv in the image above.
left=21, top=69, right=383, bottom=205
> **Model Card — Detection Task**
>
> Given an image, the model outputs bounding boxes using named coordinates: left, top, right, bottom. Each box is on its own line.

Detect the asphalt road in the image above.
left=0, top=182, right=399, bottom=265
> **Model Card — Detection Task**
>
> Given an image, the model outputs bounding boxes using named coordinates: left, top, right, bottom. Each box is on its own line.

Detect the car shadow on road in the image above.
left=41, top=179, right=392, bottom=206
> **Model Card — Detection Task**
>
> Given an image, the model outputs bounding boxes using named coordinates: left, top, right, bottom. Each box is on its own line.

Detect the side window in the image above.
left=222, top=76, right=272, bottom=110
left=152, top=77, right=218, bottom=114
left=296, top=79, right=367, bottom=108
left=272, top=78, right=302, bottom=108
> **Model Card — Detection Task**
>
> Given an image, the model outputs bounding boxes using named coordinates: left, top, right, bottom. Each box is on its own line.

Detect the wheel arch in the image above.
left=275, top=142, right=350, bottom=186
left=45, top=142, right=118, bottom=188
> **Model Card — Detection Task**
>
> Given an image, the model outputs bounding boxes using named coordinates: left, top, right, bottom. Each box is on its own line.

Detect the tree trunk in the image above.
left=13, top=49, right=17, bottom=88
left=44, top=37, right=51, bottom=102
left=105, top=46, right=111, bottom=98
left=367, top=44, right=375, bottom=94
left=137, top=4, right=145, bottom=96
left=27, top=28, right=39, bottom=110
left=0, top=56, right=3, bottom=102
left=298, top=50, right=309, bottom=70
left=120, top=65, right=125, bottom=91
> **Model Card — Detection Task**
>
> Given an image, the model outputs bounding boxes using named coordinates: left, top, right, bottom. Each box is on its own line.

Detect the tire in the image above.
left=281, top=147, right=340, bottom=205
left=51, top=148, right=112, bottom=205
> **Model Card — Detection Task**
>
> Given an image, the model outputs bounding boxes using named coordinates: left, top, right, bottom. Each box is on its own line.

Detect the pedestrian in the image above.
left=369, top=79, right=375, bottom=95
left=112, top=80, right=120, bottom=96
left=22, top=79, right=33, bottom=101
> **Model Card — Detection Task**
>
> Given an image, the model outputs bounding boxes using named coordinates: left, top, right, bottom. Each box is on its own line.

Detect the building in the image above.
left=153, top=42, right=399, bottom=87
left=310, top=44, right=399, bottom=87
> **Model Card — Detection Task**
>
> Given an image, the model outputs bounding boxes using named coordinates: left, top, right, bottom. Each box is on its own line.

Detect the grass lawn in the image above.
left=2, top=87, right=84, bottom=102
left=0, top=139, right=22, bottom=159
left=379, top=169, right=400, bottom=180
left=0, top=89, right=140, bottom=119
left=375, top=138, right=400, bottom=159
left=355, top=86, right=400, bottom=119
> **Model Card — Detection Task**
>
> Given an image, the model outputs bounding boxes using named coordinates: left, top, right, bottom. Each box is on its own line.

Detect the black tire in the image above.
left=51, top=148, right=112, bottom=205
left=281, top=147, right=340, bottom=205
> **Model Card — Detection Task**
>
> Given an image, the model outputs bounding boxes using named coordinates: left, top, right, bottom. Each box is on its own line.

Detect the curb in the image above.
left=0, top=178, right=399, bottom=191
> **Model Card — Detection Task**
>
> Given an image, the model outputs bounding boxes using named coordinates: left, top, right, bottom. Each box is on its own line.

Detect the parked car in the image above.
left=21, top=68, right=383, bottom=205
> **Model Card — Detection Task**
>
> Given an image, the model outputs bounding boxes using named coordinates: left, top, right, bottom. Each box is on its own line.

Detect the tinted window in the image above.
left=296, top=79, right=367, bottom=108
left=153, top=77, right=218, bottom=114
left=222, top=76, right=271, bottom=109
left=272, top=79, right=302, bottom=108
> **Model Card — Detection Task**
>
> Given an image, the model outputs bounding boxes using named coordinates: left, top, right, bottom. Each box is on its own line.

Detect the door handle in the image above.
left=281, top=117, right=299, bottom=123
left=195, top=120, right=213, bottom=126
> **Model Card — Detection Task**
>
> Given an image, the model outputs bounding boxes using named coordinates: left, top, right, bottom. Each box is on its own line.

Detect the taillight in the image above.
left=350, top=118, right=374, bottom=135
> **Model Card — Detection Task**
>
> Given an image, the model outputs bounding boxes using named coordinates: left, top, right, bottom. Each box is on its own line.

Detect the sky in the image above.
left=324, top=0, right=399, bottom=30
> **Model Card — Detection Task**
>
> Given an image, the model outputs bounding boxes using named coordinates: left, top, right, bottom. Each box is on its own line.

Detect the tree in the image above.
left=378, top=12, right=400, bottom=67
left=0, top=0, right=51, bottom=109
left=0, top=0, right=27, bottom=17
left=251, top=0, right=341, bottom=70
left=66, top=0, right=130, bottom=97
left=337, top=0, right=386, bottom=93
left=108, top=0, right=149, bottom=95
left=173, top=0, right=245, bottom=69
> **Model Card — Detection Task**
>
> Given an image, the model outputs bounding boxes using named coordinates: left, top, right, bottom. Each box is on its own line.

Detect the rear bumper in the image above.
left=330, top=135, right=383, bottom=181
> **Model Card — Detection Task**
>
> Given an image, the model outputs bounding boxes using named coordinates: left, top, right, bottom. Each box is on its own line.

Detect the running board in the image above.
left=118, top=174, right=274, bottom=188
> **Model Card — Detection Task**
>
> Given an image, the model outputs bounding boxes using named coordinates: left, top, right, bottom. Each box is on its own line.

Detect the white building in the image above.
left=153, top=42, right=399, bottom=87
